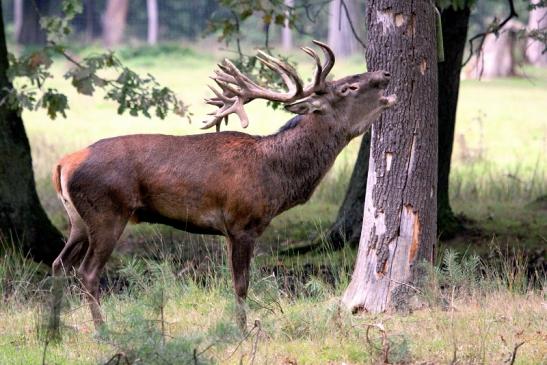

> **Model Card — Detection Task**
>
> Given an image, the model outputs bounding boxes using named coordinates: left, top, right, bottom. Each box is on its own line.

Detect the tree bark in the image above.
left=282, top=0, right=294, bottom=51
left=16, top=0, right=49, bottom=45
left=342, top=0, right=438, bottom=313
left=328, top=0, right=358, bottom=57
left=323, top=132, right=370, bottom=249
left=147, top=0, right=158, bottom=45
left=0, top=6, right=64, bottom=265
left=437, top=5, right=470, bottom=238
left=102, top=0, right=129, bottom=47
left=526, top=0, right=547, bottom=66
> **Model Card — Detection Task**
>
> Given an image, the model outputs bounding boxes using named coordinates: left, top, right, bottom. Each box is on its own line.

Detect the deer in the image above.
left=50, top=41, right=397, bottom=331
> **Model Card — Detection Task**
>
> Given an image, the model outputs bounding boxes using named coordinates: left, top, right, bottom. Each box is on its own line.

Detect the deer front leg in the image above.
left=226, top=232, right=255, bottom=331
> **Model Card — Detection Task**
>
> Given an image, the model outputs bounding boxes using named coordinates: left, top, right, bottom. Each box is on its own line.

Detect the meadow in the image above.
left=0, top=45, right=545, bottom=364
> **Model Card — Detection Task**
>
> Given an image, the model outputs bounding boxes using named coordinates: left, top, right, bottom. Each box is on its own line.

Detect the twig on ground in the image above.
left=507, top=341, right=525, bottom=365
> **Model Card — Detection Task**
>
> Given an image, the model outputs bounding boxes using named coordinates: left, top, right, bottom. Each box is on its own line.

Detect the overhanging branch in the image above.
left=461, top=0, right=518, bottom=67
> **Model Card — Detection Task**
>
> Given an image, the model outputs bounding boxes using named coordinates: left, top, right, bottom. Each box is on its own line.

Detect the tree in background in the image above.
left=0, top=4, right=64, bottom=264
left=147, top=0, right=158, bottom=45
left=282, top=0, right=294, bottom=50
left=328, top=0, right=358, bottom=57
left=16, top=0, right=49, bottom=45
left=437, top=3, right=471, bottom=237
left=102, top=0, right=128, bottom=47
left=343, top=0, right=438, bottom=312
left=526, top=0, right=547, bottom=66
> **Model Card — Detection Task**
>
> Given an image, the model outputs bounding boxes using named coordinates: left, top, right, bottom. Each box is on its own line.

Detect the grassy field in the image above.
left=0, top=44, right=545, bottom=364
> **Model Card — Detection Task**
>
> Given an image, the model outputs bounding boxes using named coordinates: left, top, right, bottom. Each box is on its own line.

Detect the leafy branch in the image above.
left=3, top=0, right=189, bottom=121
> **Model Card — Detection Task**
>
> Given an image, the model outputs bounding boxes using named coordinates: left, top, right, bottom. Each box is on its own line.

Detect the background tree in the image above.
left=147, top=0, right=158, bottom=45
left=327, top=0, right=358, bottom=57
left=466, top=19, right=524, bottom=79
left=526, top=0, right=547, bottom=66
left=437, top=3, right=471, bottom=237
left=343, top=0, right=438, bottom=312
left=0, top=4, right=64, bottom=265
left=16, top=0, right=49, bottom=45
left=282, top=0, right=294, bottom=50
left=102, top=0, right=128, bottom=47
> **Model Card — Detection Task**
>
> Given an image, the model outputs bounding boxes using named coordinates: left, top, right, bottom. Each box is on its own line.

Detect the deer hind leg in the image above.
left=77, top=215, right=128, bottom=330
left=226, top=231, right=256, bottom=331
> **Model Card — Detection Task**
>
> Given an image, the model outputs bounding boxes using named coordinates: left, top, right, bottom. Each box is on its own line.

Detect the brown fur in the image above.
left=51, top=70, right=395, bottom=330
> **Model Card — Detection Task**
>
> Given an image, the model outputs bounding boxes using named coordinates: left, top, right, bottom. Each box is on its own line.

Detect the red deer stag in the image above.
left=51, top=41, right=396, bottom=330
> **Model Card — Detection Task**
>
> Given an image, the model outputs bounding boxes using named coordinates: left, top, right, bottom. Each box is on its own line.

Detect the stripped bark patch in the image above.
left=420, top=59, right=427, bottom=75
left=406, top=205, right=421, bottom=263
left=385, top=152, right=393, bottom=172
left=377, top=10, right=395, bottom=33
left=395, top=13, right=406, bottom=27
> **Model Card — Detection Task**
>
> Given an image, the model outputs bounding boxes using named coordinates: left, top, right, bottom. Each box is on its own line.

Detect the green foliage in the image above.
left=40, top=0, right=83, bottom=43
left=40, top=88, right=69, bottom=119
left=207, top=0, right=295, bottom=45
left=4, top=0, right=190, bottom=122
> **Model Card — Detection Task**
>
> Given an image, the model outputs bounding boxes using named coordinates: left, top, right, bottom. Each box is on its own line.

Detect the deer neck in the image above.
left=260, top=114, right=350, bottom=212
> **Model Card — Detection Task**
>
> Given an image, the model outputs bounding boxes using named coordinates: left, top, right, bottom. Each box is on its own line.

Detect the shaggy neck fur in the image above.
left=259, top=113, right=351, bottom=214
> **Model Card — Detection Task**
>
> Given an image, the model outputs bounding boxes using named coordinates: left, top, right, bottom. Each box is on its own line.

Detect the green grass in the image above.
left=0, top=245, right=544, bottom=364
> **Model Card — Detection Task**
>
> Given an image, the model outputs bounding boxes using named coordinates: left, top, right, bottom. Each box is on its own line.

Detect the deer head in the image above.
left=203, top=40, right=396, bottom=137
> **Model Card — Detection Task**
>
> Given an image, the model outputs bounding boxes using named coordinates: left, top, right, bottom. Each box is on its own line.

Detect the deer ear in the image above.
left=285, top=97, right=325, bottom=115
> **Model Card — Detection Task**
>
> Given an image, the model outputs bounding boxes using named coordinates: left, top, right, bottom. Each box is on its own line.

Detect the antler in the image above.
left=202, top=40, right=335, bottom=130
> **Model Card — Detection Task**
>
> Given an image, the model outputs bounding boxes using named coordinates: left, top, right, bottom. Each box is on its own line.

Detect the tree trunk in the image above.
left=328, top=0, right=358, bottom=57
left=16, top=0, right=49, bottom=45
left=14, top=0, right=23, bottom=41
left=467, top=20, right=523, bottom=79
left=83, top=0, right=97, bottom=42
left=0, top=5, right=64, bottom=265
left=323, top=132, right=370, bottom=249
left=282, top=0, right=294, bottom=51
left=342, top=0, right=438, bottom=313
left=437, top=5, right=470, bottom=238
left=102, top=0, right=129, bottom=47
left=526, top=0, right=547, bottom=66
left=147, top=0, right=158, bottom=45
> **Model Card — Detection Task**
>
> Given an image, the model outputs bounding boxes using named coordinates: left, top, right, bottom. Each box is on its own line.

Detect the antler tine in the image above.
left=312, top=40, right=335, bottom=84
left=256, top=51, right=303, bottom=98
left=203, top=40, right=332, bottom=131
left=202, top=97, right=249, bottom=130
left=300, top=46, right=323, bottom=93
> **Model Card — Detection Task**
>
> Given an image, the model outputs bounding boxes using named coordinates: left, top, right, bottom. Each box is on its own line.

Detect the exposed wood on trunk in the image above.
left=342, top=0, right=438, bottom=313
